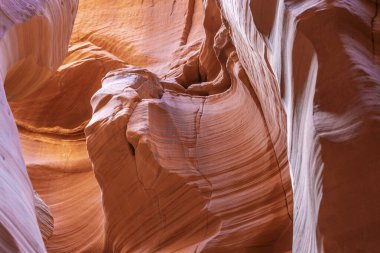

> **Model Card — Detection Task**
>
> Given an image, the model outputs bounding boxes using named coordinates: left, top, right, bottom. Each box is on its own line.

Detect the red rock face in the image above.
left=0, top=0, right=378, bottom=252
left=219, top=1, right=380, bottom=252
left=83, top=1, right=292, bottom=252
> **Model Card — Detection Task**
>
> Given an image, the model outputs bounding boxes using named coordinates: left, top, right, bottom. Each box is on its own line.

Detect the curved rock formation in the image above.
left=11, top=40, right=126, bottom=252
left=218, top=0, right=380, bottom=252
left=84, top=0, right=292, bottom=252
left=0, top=1, right=78, bottom=252
left=0, top=0, right=378, bottom=253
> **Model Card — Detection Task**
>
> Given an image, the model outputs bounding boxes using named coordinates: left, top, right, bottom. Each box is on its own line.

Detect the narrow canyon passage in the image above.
left=0, top=0, right=379, bottom=253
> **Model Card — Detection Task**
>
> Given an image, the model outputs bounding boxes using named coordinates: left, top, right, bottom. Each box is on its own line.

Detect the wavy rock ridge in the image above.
left=84, top=0, right=292, bottom=251
left=218, top=0, right=380, bottom=252
left=0, top=0, right=77, bottom=252
left=0, top=0, right=379, bottom=253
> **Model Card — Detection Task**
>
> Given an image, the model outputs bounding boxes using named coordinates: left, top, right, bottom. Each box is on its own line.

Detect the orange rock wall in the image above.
left=219, top=0, right=380, bottom=252
left=0, top=0, right=379, bottom=253
left=83, top=0, right=292, bottom=252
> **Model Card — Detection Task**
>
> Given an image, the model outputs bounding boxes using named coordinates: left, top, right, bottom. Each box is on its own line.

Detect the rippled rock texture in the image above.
left=219, top=1, right=380, bottom=252
left=0, top=0, right=379, bottom=252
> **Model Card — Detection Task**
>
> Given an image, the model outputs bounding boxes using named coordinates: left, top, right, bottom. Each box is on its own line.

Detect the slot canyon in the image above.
left=0, top=0, right=379, bottom=252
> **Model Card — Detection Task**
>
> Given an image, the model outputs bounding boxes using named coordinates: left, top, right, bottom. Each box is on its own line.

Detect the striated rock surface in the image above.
left=84, top=0, right=292, bottom=252
left=0, top=0, right=378, bottom=253
left=0, top=0, right=78, bottom=252
left=10, top=40, right=125, bottom=252
left=218, top=0, right=380, bottom=252
left=34, top=192, right=54, bottom=242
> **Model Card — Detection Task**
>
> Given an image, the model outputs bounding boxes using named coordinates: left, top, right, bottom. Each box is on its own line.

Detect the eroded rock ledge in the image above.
left=85, top=2, right=292, bottom=251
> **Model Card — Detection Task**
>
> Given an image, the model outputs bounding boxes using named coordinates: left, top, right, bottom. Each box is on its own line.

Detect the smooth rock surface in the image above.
left=219, top=0, right=380, bottom=252
left=0, top=0, right=77, bottom=252
left=84, top=0, right=292, bottom=252
left=0, top=0, right=378, bottom=253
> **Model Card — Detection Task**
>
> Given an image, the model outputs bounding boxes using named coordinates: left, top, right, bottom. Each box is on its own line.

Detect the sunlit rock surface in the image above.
left=218, top=0, right=380, bottom=252
left=0, top=0, right=378, bottom=252
left=0, top=0, right=78, bottom=252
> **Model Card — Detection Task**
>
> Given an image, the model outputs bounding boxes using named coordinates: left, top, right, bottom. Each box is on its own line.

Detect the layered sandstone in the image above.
left=218, top=0, right=380, bottom=251
left=0, top=0, right=379, bottom=253
left=83, top=0, right=292, bottom=252
left=0, top=0, right=78, bottom=252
